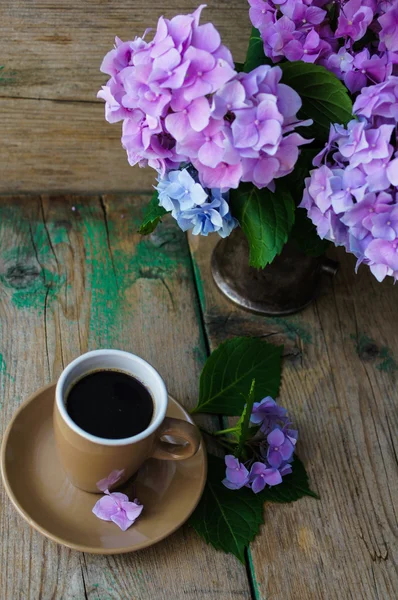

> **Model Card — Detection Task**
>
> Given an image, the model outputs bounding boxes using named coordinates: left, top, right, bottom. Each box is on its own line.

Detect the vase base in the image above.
left=211, top=231, right=338, bottom=317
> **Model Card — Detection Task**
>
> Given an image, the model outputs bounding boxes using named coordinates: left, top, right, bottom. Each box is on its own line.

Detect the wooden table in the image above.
left=0, top=196, right=397, bottom=599
left=1, top=3, right=397, bottom=599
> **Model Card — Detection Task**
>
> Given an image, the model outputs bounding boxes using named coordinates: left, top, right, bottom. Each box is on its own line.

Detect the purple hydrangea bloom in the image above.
left=335, top=0, right=374, bottom=42
left=222, top=455, right=250, bottom=490
left=249, top=461, right=287, bottom=492
left=379, top=3, right=398, bottom=54
left=223, top=396, right=297, bottom=493
left=300, top=77, right=398, bottom=282
left=353, top=76, right=398, bottom=124
left=250, top=0, right=398, bottom=96
left=250, top=396, right=288, bottom=433
left=267, top=428, right=294, bottom=467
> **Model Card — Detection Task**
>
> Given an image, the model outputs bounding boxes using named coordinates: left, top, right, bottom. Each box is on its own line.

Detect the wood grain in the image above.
left=188, top=232, right=398, bottom=600
left=0, top=196, right=252, bottom=600
left=0, top=1, right=250, bottom=192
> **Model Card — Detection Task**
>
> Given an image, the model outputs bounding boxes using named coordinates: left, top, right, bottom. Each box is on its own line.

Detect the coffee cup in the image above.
left=53, top=349, right=201, bottom=493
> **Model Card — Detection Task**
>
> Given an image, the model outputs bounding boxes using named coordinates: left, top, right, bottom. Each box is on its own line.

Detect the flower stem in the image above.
left=212, top=426, right=238, bottom=436
left=198, top=426, right=235, bottom=450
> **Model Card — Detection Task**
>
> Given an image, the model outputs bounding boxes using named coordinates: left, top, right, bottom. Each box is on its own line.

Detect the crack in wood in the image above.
left=99, top=195, right=119, bottom=290
left=40, top=195, right=60, bottom=271
left=0, top=94, right=98, bottom=105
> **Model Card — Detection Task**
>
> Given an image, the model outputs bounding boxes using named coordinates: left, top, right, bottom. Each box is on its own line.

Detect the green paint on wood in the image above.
left=265, top=316, right=313, bottom=344
left=0, top=354, right=15, bottom=410
left=0, top=214, right=67, bottom=314
left=0, top=267, right=64, bottom=312
left=190, top=253, right=207, bottom=313
left=351, top=333, right=398, bottom=373
left=248, top=549, right=262, bottom=600
left=83, top=210, right=184, bottom=344
left=376, top=346, right=398, bottom=373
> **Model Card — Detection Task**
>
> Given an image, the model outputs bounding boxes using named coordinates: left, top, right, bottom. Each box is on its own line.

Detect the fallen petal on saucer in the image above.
left=93, top=492, right=144, bottom=531
left=92, top=495, right=118, bottom=521
left=110, top=510, right=135, bottom=531
left=96, top=468, right=126, bottom=492
left=122, top=500, right=144, bottom=522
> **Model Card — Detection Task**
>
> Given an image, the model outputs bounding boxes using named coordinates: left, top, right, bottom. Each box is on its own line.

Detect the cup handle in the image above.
left=151, top=417, right=201, bottom=461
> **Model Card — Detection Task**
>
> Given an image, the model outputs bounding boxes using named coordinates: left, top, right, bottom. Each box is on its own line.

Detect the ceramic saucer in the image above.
left=0, top=384, right=206, bottom=554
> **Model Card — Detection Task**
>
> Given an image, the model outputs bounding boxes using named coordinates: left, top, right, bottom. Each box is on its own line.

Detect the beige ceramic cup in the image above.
left=53, top=349, right=201, bottom=493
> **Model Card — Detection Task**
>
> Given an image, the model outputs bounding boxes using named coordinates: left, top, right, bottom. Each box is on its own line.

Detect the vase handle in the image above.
left=321, top=258, right=339, bottom=277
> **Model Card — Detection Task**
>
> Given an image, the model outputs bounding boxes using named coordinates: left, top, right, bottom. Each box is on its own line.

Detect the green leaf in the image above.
left=244, top=27, right=273, bottom=73
left=235, top=379, right=257, bottom=458
left=283, top=149, right=330, bottom=256
left=229, top=181, right=295, bottom=268
left=234, top=62, right=245, bottom=73
left=280, top=62, right=353, bottom=141
left=192, top=337, right=283, bottom=416
left=189, top=454, right=265, bottom=563
left=284, top=147, right=319, bottom=206
left=290, top=208, right=330, bottom=257
left=138, top=192, right=168, bottom=235
left=259, top=456, right=319, bottom=503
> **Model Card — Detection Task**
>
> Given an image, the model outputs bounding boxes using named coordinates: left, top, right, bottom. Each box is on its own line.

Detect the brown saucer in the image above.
left=0, top=384, right=207, bottom=554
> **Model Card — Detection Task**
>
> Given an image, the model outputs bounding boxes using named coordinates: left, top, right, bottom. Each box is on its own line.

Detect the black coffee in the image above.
left=66, top=370, right=154, bottom=439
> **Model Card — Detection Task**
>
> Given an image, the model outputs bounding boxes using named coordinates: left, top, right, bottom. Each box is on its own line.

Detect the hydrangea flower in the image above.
left=249, top=461, right=283, bottom=492
left=93, top=491, right=143, bottom=531
left=98, top=5, right=236, bottom=176
left=222, top=455, right=250, bottom=489
left=299, top=76, right=398, bottom=282
left=98, top=6, right=311, bottom=204
left=156, top=167, right=238, bottom=237
left=250, top=396, right=288, bottom=433
left=222, top=396, right=297, bottom=493
left=157, top=168, right=208, bottom=216
left=249, top=0, right=398, bottom=94
left=267, top=428, right=294, bottom=468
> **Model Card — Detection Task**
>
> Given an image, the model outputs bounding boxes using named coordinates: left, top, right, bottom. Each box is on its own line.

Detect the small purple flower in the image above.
left=284, top=29, right=326, bottom=63
left=93, top=491, right=143, bottom=531
left=249, top=461, right=282, bottom=493
left=267, top=428, right=294, bottom=468
left=335, top=0, right=374, bottom=42
left=250, top=396, right=287, bottom=433
left=364, top=206, right=398, bottom=241
left=379, top=3, right=398, bottom=53
left=222, top=455, right=250, bottom=490
left=353, top=77, right=398, bottom=124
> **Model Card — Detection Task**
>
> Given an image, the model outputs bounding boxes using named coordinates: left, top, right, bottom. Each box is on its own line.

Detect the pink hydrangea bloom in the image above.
left=98, top=5, right=236, bottom=175
left=98, top=6, right=311, bottom=208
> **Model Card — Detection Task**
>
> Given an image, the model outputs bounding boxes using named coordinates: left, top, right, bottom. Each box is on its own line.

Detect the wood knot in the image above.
left=4, top=264, right=41, bottom=289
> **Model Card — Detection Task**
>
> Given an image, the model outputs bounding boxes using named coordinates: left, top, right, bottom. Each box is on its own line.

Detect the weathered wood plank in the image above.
left=0, top=2, right=250, bottom=192
left=0, top=196, right=252, bottom=600
left=188, top=232, right=398, bottom=600
left=0, top=99, right=154, bottom=193
left=0, top=1, right=249, bottom=102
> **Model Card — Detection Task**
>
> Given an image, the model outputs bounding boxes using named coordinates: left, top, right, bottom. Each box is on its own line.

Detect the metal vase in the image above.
left=211, top=228, right=338, bottom=316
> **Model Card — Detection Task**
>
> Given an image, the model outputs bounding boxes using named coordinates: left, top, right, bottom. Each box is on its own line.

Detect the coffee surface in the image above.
left=66, top=370, right=153, bottom=439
